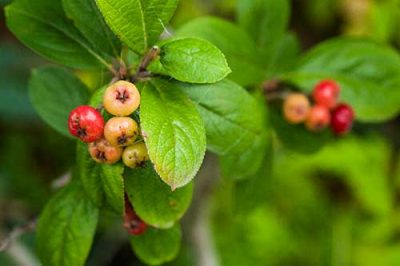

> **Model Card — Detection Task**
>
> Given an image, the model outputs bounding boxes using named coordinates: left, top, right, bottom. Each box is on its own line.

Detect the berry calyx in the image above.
left=123, top=195, right=147, bottom=236
left=103, top=80, right=140, bottom=116
left=104, top=117, right=139, bottom=147
left=68, top=105, right=104, bottom=143
left=312, top=80, right=340, bottom=109
left=306, top=105, right=331, bottom=131
left=331, top=103, right=354, bottom=135
left=88, top=138, right=123, bottom=164
left=122, top=142, right=149, bottom=168
left=283, top=93, right=310, bottom=124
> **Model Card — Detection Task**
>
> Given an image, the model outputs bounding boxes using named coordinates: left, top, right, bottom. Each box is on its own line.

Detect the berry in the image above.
left=331, top=103, right=354, bottom=135
left=88, top=138, right=123, bottom=164
left=312, top=80, right=340, bottom=109
left=103, top=80, right=140, bottom=116
left=306, top=105, right=331, bottom=131
left=68, top=105, right=104, bottom=143
left=123, top=195, right=147, bottom=235
left=104, top=117, right=139, bottom=147
left=283, top=93, right=310, bottom=124
left=122, top=143, right=149, bottom=168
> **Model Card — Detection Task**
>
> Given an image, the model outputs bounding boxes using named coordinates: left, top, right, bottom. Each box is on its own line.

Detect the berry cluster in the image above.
left=68, top=80, right=149, bottom=168
left=283, top=80, right=354, bottom=135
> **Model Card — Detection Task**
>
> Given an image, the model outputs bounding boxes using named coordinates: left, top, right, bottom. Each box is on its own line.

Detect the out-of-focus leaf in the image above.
left=29, top=67, right=89, bottom=138
left=237, top=0, right=290, bottom=62
left=130, top=224, right=181, bottom=265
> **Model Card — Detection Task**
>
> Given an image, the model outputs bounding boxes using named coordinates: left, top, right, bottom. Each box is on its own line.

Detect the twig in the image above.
left=0, top=218, right=37, bottom=252
left=131, top=46, right=160, bottom=83
left=51, top=171, right=72, bottom=191
left=6, top=239, right=40, bottom=266
left=262, top=79, right=281, bottom=93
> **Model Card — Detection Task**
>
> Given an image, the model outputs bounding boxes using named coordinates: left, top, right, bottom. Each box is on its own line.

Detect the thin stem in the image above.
left=138, top=46, right=160, bottom=72
left=131, top=46, right=160, bottom=83
left=0, top=218, right=37, bottom=252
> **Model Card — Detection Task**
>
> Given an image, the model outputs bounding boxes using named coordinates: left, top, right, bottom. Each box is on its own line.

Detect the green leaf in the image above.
left=125, top=164, right=193, bottom=228
left=100, top=163, right=125, bottom=214
left=29, top=67, right=89, bottom=138
left=140, top=79, right=206, bottom=189
left=77, top=141, right=103, bottom=206
left=266, top=33, right=300, bottom=75
left=283, top=38, right=400, bottom=122
left=130, top=224, right=181, bottom=265
left=159, top=38, right=231, bottom=84
left=237, top=0, right=290, bottom=49
left=36, top=180, right=99, bottom=266
left=220, top=132, right=268, bottom=180
left=77, top=142, right=125, bottom=214
left=178, top=79, right=266, bottom=155
left=95, top=0, right=178, bottom=54
left=233, top=143, right=273, bottom=215
left=176, top=17, right=264, bottom=86
left=62, top=0, right=121, bottom=58
left=220, top=93, right=269, bottom=180
left=179, top=80, right=269, bottom=179
left=5, top=0, right=110, bottom=69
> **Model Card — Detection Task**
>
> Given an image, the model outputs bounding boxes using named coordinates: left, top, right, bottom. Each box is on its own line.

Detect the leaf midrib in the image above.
left=137, top=0, right=148, bottom=51
left=154, top=86, right=179, bottom=187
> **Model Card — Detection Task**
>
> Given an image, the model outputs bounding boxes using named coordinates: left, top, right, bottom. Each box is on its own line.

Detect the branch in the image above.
left=0, top=217, right=37, bottom=252
left=131, top=46, right=160, bottom=83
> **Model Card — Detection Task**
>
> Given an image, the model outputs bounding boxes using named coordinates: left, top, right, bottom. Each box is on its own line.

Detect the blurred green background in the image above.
left=1, top=0, right=400, bottom=265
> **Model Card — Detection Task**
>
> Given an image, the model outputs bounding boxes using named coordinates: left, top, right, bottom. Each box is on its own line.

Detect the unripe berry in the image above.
left=103, top=80, right=140, bottom=116
left=306, top=105, right=331, bottom=131
left=68, top=105, right=104, bottom=143
left=331, top=103, right=354, bottom=135
left=283, top=93, right=310, bottom=124
left=104, top=117, right=139, bottom=147
left=312, top=80, right=340, bottom=109
left=122, top=143, right=149, bottom=168
left=124, top=196, right=147, bottom=235
left=88, top=138, right=123, bottom=164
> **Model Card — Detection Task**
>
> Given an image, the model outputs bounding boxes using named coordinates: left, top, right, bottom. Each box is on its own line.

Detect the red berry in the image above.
left=306, top=105, right=331, bottom=132
left=312, top=80, right=340, bottom=109
left=331, top=103, right=354, bottom=135
left=283, top=93, right=310, bottom=124
left=68, top=106, right=104, bottom=143
left=123, top=195, right=147, bottom=235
